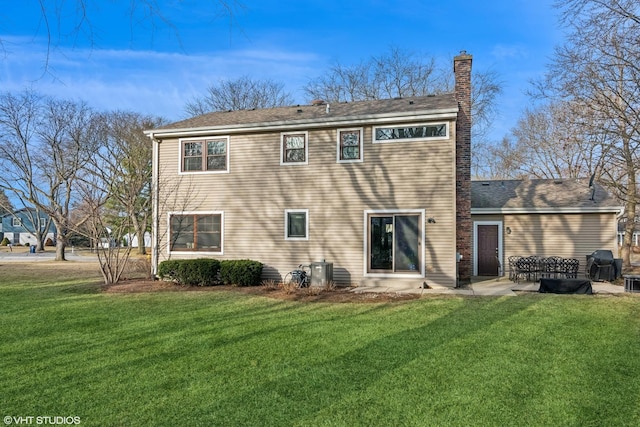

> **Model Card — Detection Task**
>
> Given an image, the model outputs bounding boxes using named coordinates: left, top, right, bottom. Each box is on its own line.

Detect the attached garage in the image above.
left=471, top=179, right=621, bottom=278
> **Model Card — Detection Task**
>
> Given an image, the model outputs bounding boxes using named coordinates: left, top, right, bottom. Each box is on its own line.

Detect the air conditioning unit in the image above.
left=310, top=261, right=333, bottom=287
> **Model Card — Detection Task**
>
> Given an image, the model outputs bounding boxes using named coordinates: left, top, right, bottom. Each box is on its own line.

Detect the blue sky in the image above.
left=0, top=0, right=564, bottom=141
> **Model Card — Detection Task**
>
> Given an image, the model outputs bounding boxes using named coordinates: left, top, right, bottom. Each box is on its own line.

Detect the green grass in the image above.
left=1, top=263, right=639, bottom=426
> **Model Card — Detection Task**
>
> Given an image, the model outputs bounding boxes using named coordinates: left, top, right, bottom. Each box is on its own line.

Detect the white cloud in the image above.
left=0, top=40, right=323, bottom=122
left=490, top=44, right=529, bottom=61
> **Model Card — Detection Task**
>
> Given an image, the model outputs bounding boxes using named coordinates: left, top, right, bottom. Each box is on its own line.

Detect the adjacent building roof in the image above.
left=471, top=179, right=621, bottom=213
left=148, top=94, right=459, bottom=137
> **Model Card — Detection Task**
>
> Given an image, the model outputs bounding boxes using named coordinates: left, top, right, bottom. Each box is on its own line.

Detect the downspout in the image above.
left=150, top=132, right=161, bottom=277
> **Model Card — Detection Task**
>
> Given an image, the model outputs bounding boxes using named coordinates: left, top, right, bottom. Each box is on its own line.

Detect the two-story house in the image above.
left=146, top=53, right=473, bottom=289
left=147, top=51, right=624, bottom=288
left=1, top=208, right=56, bottom=247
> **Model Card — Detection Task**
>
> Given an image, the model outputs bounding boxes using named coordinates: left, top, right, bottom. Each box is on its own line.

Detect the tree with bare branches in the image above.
left=0, top=90, right=98, bottom=260
left=304, top=47, right=503, bottom=157
left=185, top=76, right=294, bottom=116
left=534, top=0, right=640, bottom=266
left=505, top=102, right=605, bottom=179
left=94, top=111, right=164, bottom=255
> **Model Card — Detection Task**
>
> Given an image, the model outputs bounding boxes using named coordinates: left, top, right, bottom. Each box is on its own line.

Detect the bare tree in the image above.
left=304, top=47, right=440, bottom=102
left=536, top=0, right=640, bottom=266
left=0, top=90, right=98, bottom=260
left=304, top=47, right=503, bottom=169
left=185, top=76, right=294, bottom=115
left=92, top=111, right=164, bottom=255
left=0, top=190, right=13, bottom=216
left=507, top=102, right=604, bottom=179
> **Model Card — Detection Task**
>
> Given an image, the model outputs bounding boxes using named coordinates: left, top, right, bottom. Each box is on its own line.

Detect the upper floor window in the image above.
left=169, top=212, right=223, bottom=253
left=373, top=123, right=448, bottom=143
left=12, top=218, right=22, bottom=227
left=180, top=137, right=229, bottom=173
left=337, top=128, right=363, bottom=163
left=281, top=132, right=308, bottom=165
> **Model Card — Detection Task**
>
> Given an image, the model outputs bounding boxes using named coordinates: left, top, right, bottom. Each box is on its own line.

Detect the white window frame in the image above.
left=336, top=127, right=364, bottom=163
left=372, top=122, right=449, bottom=144
left=12, top=217, right=22, bottom=227
left=363, top=209, right=425, bottom=278
left=284, top=209, right=309, bottom=241
left=280, top=131, right=309, bottom=166
left=166, top=211, right=224, bottom=255
left=178, top=136, right=230, bottom=175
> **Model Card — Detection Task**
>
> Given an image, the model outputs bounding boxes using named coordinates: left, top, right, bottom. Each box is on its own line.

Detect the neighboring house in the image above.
left=146, top=53, right=474, bottom=289
left=471, top=179, right=621, bottom=277
left=617, top=215, right=640, bottom=246
left=123, top=232, right=151, bottom=248
left=0, top=208, right=56, bottom=246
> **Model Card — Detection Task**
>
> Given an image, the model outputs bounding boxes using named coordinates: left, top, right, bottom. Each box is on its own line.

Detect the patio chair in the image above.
left=515, top=257, right=538, bottom=283
left=560, top=258, right=580, bottom=279
left=508, top=256, right=521, bottom=281
left=540, top=257, right=556, bottom=279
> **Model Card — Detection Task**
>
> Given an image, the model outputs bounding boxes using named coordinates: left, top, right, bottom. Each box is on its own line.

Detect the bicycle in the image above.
left=283, top=264, right=311, bottom=288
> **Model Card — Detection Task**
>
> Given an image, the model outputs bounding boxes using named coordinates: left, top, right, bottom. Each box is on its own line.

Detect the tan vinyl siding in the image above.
left=156, top=121, right=458, bottom=288
left=473, top=213, right=618, bottom=277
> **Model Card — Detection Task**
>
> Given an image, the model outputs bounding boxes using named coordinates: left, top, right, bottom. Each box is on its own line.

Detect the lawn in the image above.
left=1, top=262, right=639, bottom=426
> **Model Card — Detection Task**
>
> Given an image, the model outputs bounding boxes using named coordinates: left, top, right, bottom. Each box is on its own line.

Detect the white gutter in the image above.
left=143, top=108, right=459, bottom=138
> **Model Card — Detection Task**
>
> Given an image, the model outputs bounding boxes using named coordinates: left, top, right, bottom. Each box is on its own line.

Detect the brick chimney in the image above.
left=454, top=51, right=472, bottom=287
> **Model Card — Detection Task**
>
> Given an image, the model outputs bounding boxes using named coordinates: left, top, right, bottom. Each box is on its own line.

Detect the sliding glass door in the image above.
left=368, top=213, right=421, bottom=273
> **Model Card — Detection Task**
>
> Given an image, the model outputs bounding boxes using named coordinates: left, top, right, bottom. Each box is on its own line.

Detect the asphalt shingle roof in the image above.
left=154, top=94, right=458, bottom=132
left=471, top=179, right=619, bottom=210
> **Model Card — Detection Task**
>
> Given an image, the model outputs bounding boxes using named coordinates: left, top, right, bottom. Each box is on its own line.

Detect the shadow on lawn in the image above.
left=203, top=296, right=538, bottom=425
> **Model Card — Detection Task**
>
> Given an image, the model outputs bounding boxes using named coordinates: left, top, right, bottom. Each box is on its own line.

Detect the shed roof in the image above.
left=149, top=94, right=458, bottom=136
left=471, top=179, right=620, bottom=213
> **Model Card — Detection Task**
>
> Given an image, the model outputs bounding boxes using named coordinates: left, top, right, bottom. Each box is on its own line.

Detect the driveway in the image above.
left=0, top=249, right=98, bottom=262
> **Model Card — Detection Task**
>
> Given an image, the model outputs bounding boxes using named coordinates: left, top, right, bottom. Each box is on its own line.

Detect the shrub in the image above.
left=45, top=238, right=55, bottom=246
left=0, top=237, right=9, bottom=246
left=157, top=258, right=221, bottom=286
left=219, top=260, right=263, bottom=286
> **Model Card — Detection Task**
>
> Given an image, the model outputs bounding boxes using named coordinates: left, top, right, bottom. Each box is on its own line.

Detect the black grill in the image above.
left=586, top=250, right=618, bottom=281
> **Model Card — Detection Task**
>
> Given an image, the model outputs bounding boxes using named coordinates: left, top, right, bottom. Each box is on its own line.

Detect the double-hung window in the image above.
left=337, top=128, right=363, bottom=162
left=180, top=137, right=229, bottom=173
left=169, top=212, right=223, bottom=253
left=281, top=132, right=308, bottom=165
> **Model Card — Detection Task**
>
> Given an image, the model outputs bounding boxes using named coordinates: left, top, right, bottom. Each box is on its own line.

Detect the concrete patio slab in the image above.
left=351, top=277, right=628, bottom=296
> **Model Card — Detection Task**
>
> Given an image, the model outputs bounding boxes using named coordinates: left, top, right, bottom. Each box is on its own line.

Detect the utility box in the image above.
left=310, top=261, right=333, bottom=287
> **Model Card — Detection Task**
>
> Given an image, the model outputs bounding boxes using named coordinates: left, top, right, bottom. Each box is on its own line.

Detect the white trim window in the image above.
left=364, top=209, right=425, bottom=277
left=179, top=136, right=229, bottom=173
left=168, top=211, right=224, bottom=253
left=373, top=123, right=448, bottom=143
left=337, top=128, right=363, bottom=163
left=12, top=217, right=22, bottom=227
left=285, top=209, right=309, bottom=240
left=281, top=132, right=308, bottom=165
